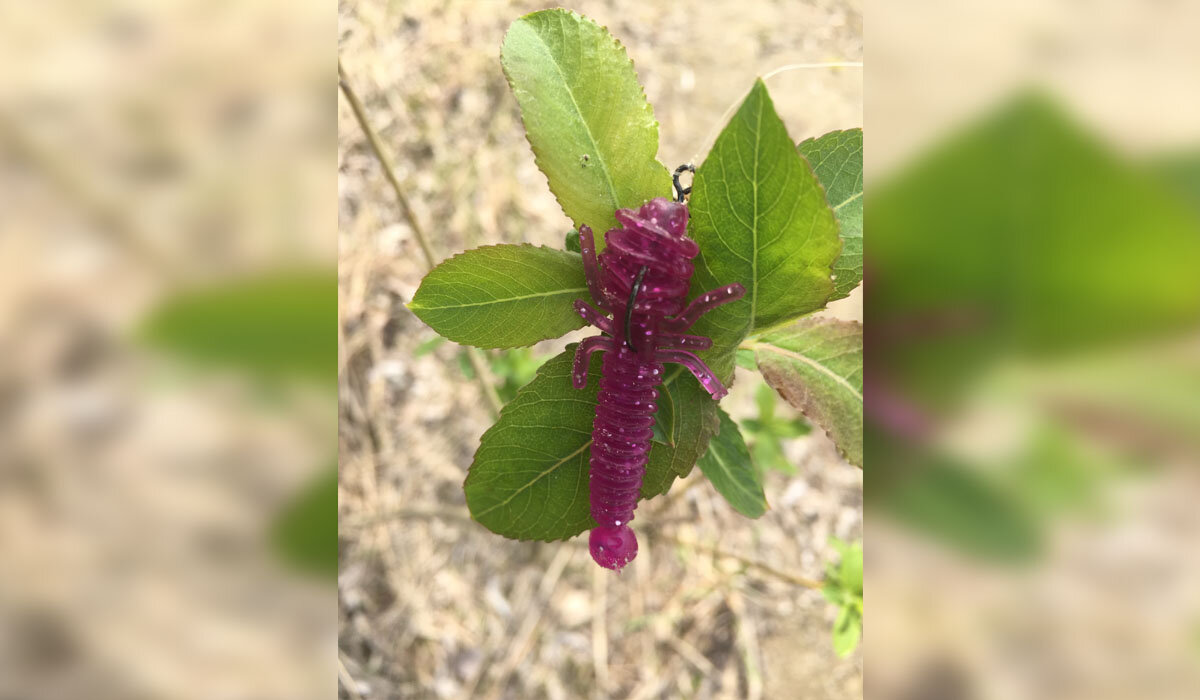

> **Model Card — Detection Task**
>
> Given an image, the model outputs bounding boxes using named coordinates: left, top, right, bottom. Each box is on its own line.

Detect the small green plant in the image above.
left=822, top=538, right=863, bottom=657
left=741, top=383, right=812, bottom=476
left=417, top=336, right=549, bottom=405
left=406, top=2, right=862, bottom=582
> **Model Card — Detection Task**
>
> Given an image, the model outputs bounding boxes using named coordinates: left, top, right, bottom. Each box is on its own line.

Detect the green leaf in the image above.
left=751, top=435, right=795, bottom=476
left=689, top=79, right=842, bottom=380
left=754, top=382, right=777, bottom=422
left=696, top=408, right=767, bottom=518
left=408, top=245, right=588, bottom=349
left=564, top=228, right=581, bottom=253
left=652, top=375, right=678, bottom=447
left=870, top=91, right=1200, bottom=408
left=829, top=538, right=863, bottom=594
left=750, top=318, right=863, bottom=467
left=798, top=128, right=863, bottom=300
left=501, top=9, right=671, bottom=241
left=140, top=269, right=335, bottom=385
left=271, top=465, right=338, bottom=580
left=1148, top=150, right=1200, bottom=218
left=735, top=347, right=757, bottom=371
left=465, top=347, right=716, bottom=541
left=886, top=459, right=1042, bottom=561
left=413, top=336, right=446, bottom=357
left=831, top=606, right=862, bottom=658
left=490, top=348, right=550, bottom=404
left=643, top=369, right=719, bottom=497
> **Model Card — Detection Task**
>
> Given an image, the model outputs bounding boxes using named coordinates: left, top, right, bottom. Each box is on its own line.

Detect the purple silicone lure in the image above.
left=572, top=197, right=745, bottom=571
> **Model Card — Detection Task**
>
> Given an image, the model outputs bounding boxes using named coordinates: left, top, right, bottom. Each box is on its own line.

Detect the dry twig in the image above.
left=338, top=57, right=503, bottom=416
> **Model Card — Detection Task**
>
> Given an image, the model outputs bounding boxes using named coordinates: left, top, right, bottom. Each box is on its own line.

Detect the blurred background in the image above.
left=338, top=1, right=861, bottom=699
left=0, top=1, right=334, bottom=699
left=866, top=1, right=1200, bottom=699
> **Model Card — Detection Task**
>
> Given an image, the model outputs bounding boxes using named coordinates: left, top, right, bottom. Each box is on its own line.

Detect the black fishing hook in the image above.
left=673, top=163, right=695, bottom=203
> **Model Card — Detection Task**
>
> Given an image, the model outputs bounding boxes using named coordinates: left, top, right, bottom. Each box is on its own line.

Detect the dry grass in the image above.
left=337, top=1, right=862, bottom=697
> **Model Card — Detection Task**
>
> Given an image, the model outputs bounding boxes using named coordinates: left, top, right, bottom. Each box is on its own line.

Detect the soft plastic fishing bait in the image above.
left=573, top=195, right=744, bottom=570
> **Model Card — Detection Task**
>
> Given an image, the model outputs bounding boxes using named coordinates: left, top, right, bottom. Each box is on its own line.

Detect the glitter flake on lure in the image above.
left=572, top=197, right=745, bottom=570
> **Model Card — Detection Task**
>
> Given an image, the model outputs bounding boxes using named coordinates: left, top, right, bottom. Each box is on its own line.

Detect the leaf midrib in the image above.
left=531, top=15, right=620, bottom=222
left=834, top=190, right=863, bottom=212
left=707, top=442, right=764, bottom=508
left=749, top=90, right=763, bottom=333
left=411, top=286, right=589, bottom=311
left=475, top=439, right=592, bottom=517
left=747, top=339, right=863, bottom=402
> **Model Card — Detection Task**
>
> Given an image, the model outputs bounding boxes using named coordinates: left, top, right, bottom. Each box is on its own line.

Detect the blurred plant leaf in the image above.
left=464, top=347, right=716, bottom=541
left=456, top=349, right=476, bottom=378
left=885, top=459, right=1042, bottom=561
left=501, top=9, right=671, bottom=242
left=564, top=228, right=581, bottom=253
left=798, top=128, right=863, bottom=300
left=697, top=407, right=767, bottom=518
left=828, top=538, right=863, bottom=594
left=741, top=382, right=810, bottom=476
left=755, top=381, right=777, bottom=422
left=1009, top=425, right=1106, bottom=516
left=488, top=347, right=549, bottom=403
left=271, top=465, right=337, bottom=580
left=408, top=245, right=587, bottom=349
left=1148, top=150, right=1200, bottom=217
left=735, top=347, right=757, bottom=370
left=689, top=79, right=842, bottom=383
left=140, top=269, right=335, bottom=386
left=750, top=318, right=863, bottom=467
left=870, top=91, right=1200, bottom=409
left=832, top=605, right=862, bottom=658
left=822, top=538, right=863, bottom=657
left=414, top=335, right=446, bottom=357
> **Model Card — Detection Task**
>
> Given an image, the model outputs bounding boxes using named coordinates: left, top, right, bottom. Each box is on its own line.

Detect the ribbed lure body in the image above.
left=572, top=198, right=745, bottom=570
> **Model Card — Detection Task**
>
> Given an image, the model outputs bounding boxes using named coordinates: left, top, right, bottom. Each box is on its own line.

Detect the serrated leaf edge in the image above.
left=407, top=243, right=588, bottom=350
left=751, top=319, right=863, bottom=467
left=500, top=8, right=671, bottom=238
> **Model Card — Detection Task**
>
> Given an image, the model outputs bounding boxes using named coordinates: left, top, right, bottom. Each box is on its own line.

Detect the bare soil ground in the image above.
left=337, top=1, right=862, bottom=698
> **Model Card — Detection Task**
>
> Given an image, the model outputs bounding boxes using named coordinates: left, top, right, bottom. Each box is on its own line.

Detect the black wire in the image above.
left=625, top=265, right=649, bottom=351
left=673, top=163, right=695, bottom=203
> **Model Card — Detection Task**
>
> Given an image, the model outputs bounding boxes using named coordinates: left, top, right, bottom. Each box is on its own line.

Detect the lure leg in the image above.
left=573, top=299, right=614, bottom=335
left=578, top=225, right=609, bottom=306
left=657, top=333, right=713, bottom=351
left=572, top=335, right=613, bottom=389
left=656, top=349, right=728, bottom=400
left=661, top=283, right=746, bottom=331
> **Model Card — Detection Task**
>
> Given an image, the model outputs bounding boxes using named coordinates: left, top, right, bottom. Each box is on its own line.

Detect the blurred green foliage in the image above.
left=883, top=454, right=1042, bottom=562
left=870, top=91, right=1200, bottom=408
left=488, top=347, right=547, bottom=404
left=271, top=465, right=338, bottom=580
left=868, top=90, right=1200, bottom=562
left=140, top=269, right=335, bottom=387
left=138, top=268, right=336, bottom=578
left=740, top=383, right=810, bottom=476
left=564, top=228, right=581, bottom=253
left=440, top=344, right=548, bottom=404
left=1149, top=150, right=1200, bottom=216
left=822, top=538, right=863, bottom=658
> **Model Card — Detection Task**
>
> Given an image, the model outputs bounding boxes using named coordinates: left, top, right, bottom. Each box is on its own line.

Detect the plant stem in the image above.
left=337, top=58, right=437, bottom=268
left=338, top=57, right=503, bottom=417
left=656, top=532, right=824, bottom=589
